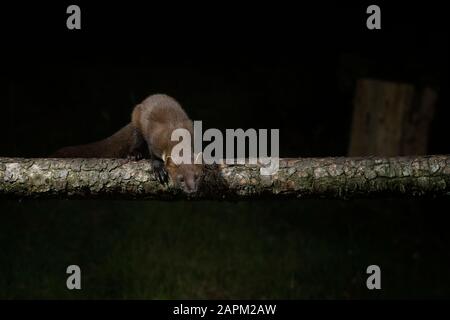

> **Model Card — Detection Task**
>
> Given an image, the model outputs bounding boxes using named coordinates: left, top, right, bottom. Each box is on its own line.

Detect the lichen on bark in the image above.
left=0, top=155, right=449, bottom=200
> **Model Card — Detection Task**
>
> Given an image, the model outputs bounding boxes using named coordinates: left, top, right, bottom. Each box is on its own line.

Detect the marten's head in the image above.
left=165, top=157, right=203, bottom=194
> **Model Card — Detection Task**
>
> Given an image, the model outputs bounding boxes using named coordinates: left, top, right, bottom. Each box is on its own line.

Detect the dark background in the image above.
left=0, top=2, right=449, bottom=299
left=1, top=2, right=448, bottom=157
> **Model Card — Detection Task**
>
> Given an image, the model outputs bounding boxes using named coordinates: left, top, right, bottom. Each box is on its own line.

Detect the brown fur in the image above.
left=132, top=94, right=203, bottom=192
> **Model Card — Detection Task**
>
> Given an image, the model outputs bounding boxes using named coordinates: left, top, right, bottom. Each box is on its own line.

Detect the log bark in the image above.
left=0, top=156, right=449, bottom=199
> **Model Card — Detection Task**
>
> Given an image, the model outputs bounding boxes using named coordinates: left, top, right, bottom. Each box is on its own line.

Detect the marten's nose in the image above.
left=185, top=180, right=197, bottom=193
left=185, top=187, right=196, bottom=194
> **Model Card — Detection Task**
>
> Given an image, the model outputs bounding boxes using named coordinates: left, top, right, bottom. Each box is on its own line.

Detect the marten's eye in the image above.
left=177, top=175, right=184, bottom=183
left=194, top=173, right=199, bottom=180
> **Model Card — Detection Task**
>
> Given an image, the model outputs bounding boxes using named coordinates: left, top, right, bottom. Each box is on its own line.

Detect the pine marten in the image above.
left=132, top=94, right=203, bottom=193
left=52, top=94, right=203, bottom=193
left=51, top=123, right=147, bottom=159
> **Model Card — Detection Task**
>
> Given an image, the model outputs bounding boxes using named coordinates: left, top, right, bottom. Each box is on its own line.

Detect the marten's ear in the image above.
left=165, top=156, right=176, bottom=168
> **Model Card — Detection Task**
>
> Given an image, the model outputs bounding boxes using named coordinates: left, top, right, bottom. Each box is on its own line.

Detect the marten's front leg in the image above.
left=152, top=157, right=169, bottom=184
left=147, top=144, right=168, bottom=185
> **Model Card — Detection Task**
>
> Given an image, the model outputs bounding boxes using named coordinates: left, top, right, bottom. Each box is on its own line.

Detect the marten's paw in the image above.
left=152, top=159, right=169, bottom=185
left=127, top=151, right=144, bottom=161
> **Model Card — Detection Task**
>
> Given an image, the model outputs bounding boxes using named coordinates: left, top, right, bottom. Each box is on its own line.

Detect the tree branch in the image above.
left=0, top=156, right=449, bottom=199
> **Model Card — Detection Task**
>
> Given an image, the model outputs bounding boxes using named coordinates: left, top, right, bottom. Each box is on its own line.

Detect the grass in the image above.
left=0, top=198, right=449, bottom=299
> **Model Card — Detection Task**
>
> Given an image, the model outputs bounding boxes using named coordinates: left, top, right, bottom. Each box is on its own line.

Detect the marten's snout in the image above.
left=184, top=178, right=198, bottom=193
left=174, top=173, right=198, bottom=194
left=170, top=164, right=202, bottom=194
